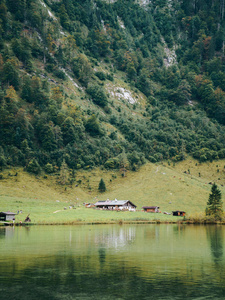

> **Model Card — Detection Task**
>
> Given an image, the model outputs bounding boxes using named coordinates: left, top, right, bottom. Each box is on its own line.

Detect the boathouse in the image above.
left=94, top=199, right=136, bottom=211
left=172, top=210, right=186, bottom=216
left=0, top=211, right=16, bottom=221
left=142, top=206, right=160, bottom=213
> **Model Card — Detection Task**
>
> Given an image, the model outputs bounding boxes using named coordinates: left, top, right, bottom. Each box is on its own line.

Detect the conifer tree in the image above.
left=206, top=183, right=223, bottom=220
left=59, top=159, right=69, bottom=185
left=98, top=178, right=106, bottom=193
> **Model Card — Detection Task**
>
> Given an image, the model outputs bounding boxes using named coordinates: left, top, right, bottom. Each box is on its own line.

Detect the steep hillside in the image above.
left=0, top=0, right=225, bottom=180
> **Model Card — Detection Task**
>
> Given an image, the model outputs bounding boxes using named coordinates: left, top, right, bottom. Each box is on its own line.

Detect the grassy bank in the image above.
left=0, top=158, right=225, bottom=224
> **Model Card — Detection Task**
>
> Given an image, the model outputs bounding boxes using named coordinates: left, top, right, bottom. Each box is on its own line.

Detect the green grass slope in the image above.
left=0, top=158, right=225, bottom=224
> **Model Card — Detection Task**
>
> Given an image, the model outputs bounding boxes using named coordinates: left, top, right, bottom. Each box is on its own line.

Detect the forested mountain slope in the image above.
left=0, top=0, right=225, bottom=176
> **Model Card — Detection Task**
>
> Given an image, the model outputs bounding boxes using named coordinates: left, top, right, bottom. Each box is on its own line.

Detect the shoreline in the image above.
left=1, top=220, right=225, bottom=226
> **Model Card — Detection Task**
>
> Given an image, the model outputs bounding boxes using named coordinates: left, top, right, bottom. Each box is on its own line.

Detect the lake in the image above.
left=0, top=224, right=225, bottom=300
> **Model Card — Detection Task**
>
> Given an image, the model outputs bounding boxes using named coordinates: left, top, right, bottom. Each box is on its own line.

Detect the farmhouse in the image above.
left=142, top=206, right=160, bottom=213
left=172, top=210, right=186, bottom=216
left=95, top=199, right=136, bottom=211
left=0, top=211, right=16, bottom=222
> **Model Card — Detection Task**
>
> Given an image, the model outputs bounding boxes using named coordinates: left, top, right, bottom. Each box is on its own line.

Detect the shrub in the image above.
left=53, top=69, right=66, bottom=80
left=45, top=163, right=54, bottom=173
left=85, top=115, right=103, bottom=136
left=86, top=84, right=108, bottom=107
left=104, top=157, right=119, bottom=169
left=95, top=71, right=106, bottom=81
left=106, top=73, right=114, bottom=81
left=26, top=159, right=41, bottom=174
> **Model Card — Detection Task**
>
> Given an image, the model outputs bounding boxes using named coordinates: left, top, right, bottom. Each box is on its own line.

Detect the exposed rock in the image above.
left=107, top=85, right=138, bottom=104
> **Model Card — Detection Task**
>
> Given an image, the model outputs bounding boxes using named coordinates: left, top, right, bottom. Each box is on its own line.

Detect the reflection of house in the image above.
left=0, top=211, right=16, bottom=221
left=172, top=210, right=186, bottom=216
left=142, top=206, right=160, bottom=213
left=95, top=199, right=136, bottom=211
left=95, top=227, right=136, bottom=249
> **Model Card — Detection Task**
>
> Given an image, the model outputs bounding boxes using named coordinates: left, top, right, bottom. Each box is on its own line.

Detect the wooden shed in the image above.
left=0, top=211, right=16, bottom=221
left=172, top=210, right=186, bottom=216
left=142, top=206, right=160, bottom=213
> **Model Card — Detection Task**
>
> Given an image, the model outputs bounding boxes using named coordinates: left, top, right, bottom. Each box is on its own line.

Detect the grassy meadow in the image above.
left=1, top=158, right=225, bottom=224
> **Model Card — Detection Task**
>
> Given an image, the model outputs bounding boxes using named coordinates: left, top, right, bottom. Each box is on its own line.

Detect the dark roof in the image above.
left=172, top=210, right=185, bottom=213
left=95, top=200, right=136, bottom=207
left=142, top=206, right=160, bottom=209
left=0, top=211, right=16, bottom=215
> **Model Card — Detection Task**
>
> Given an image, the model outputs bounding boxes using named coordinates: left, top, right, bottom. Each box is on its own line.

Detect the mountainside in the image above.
left=0, top=0, right=225, bottom=178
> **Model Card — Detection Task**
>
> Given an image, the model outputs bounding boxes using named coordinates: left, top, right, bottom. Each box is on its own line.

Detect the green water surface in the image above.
left=0, top=224, right=225, bottom=300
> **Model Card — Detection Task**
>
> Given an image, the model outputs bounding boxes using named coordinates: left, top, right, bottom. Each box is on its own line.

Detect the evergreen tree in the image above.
left=59, top=159, right=69, bottom=185
left=98, top=178, right=106, bottom=193
left=118, top=150, right=129, bottom=177
left=206, top=183, right=223, bottom=220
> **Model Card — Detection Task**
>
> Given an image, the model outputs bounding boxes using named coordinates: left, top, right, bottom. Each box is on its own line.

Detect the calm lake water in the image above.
left=0, top=224, right=225, bottom=300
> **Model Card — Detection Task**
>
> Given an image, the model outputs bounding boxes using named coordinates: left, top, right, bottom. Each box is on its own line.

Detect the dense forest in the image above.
left=0, top=0, right=225, bottom=175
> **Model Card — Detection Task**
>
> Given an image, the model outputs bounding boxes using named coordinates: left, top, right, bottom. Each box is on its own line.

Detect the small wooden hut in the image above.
left=172, top=210, right=186, bottom=216
left=0, top=211, right=16, bottom=221
left=142, top=206, right=160, bottom=213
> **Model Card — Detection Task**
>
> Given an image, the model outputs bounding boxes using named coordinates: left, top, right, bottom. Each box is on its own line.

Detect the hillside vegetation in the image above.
left=1, top=158, right=225, bottom=223
left=0, top=0, right=225, bottom=179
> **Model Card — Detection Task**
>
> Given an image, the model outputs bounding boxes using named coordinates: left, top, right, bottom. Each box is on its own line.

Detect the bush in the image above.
left=53, top=69, right=66, bottom=80
left=26, top=159, right=41, bottom=174
left=87, top=84, right=108, bottom=107
left=45, top=63, right=54, bottom=73
left=95, top=71, right=106, bottom=81
left=45, top=163, right=54, bottom=173
left=148, top=156, right=157, bottom=163
left=104, top=158, right=119, bottom=169
left=106, top=73, right=114, bottom=81
left=85, top=115, right=103, bottom=136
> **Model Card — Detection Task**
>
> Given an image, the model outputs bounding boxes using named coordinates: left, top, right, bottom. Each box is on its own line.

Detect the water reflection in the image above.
left=0, top=226, right=15, bottom=239
left=0, top=225, right=225, bottom=300
left=173, top=223, right=186, bottom=235
left=206, top=225, right=224, bottom=264
left=98, top=247, right=106, bottom=266
left=94, top=226, right=136, bottom=250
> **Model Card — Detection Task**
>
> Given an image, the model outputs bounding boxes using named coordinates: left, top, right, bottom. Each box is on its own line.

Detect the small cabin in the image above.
left=95, top=199, right=136, bottom=211
left=142, top=206, right=160, bottom=213
left=172, top=210, right=186, bottom=217
left=0, top=211, right=16, bottom=222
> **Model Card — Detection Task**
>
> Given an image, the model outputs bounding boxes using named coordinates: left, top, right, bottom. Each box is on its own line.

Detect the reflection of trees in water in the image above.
left=2, top=255, right=225, bottom=300
left=206, top=225, right=224, bottom=264
left=98, top=247, right=106, bottom=265
left=0, top=227, right=6, bottom=238
left=173, top=224, right=186, bottom=236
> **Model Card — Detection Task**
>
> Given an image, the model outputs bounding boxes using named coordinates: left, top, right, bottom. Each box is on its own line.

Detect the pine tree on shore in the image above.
left=206, top=183, right=223, bottom=220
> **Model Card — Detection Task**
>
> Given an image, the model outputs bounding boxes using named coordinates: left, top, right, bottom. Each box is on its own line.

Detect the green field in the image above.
left=1, top=158, right=225, bottom=224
